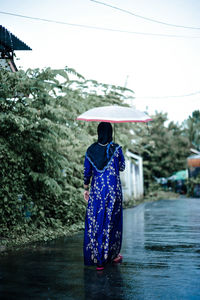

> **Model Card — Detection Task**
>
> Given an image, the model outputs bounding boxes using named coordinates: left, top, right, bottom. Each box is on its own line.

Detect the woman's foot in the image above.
left=96, top=265, right=104, bottom=271
left=113, top=254, right=123, bottom=263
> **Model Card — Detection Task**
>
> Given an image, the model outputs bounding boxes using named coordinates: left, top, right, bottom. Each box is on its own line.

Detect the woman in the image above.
left=83, top=122, right=125, bottom=270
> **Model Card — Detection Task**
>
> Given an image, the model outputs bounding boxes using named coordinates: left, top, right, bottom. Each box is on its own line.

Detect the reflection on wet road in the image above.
left=0, top=198, right=200, bottom=299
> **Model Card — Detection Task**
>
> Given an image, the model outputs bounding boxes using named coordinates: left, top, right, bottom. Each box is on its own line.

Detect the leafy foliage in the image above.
left=183, top=110, right=200, bottom=151
left=130, top=112, right=190, bottom=191
left=0, top=67, right=132, bottom=237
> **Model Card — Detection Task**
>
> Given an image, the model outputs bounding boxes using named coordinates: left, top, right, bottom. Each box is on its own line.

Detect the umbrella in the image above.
left=77, top=105, right=152, bottom=123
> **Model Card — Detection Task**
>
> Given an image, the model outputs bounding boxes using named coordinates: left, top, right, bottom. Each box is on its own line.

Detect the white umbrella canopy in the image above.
left=77, top=105, right=152, bottom=123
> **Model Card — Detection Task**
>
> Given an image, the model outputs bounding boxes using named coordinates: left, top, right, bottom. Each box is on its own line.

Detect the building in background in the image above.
left=0, top=25, right=31, bottom=72
left=121, top=150, right=144, bottom=201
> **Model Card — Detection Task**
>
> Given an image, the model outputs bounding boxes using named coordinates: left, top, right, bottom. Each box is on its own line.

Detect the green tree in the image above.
left=183, top=110, right=200, bottom=151
left=131, top=112, right=190, bottom=191
left=0, top=67, right=133, bottom=236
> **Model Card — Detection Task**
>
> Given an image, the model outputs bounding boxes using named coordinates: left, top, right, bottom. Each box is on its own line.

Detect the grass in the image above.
left=123, top=190, right=179, bottom=209
left=0, top=221, right=84, bottom=255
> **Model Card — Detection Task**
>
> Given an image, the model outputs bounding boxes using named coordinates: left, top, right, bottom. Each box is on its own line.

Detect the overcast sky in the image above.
left=1, top=0, right=200, bottom=123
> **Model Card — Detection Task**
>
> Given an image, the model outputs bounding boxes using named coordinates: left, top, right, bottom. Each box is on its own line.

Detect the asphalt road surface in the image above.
left=0, top=198, right=200, bottom=300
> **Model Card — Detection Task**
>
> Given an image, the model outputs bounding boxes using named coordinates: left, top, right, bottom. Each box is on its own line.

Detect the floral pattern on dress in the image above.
left=83, top=146, right=125, bottom=266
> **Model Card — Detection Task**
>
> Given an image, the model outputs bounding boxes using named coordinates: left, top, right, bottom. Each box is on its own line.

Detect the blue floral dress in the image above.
left=83, top=145, right=125, bottom=266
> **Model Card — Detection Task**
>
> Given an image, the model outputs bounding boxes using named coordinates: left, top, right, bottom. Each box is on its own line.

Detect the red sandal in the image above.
left=96, top=265, right=104, bottom=271
left=113, top=254, right=123, bottom=263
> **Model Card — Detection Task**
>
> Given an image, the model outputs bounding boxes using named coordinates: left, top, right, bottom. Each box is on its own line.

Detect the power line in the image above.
left=0, top=10, right=200, bottom=39
left=90, top=0, right=200, bottom=30
left=135, top=90, right=200, bottom=99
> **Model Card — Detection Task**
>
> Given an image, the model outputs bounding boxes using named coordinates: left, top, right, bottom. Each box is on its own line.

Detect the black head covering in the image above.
left=97, top=122, right=112, bottom=145
left=86, top=122, right=118, bottom=171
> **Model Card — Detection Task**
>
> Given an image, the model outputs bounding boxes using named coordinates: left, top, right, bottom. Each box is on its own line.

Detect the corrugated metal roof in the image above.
left=0, top=25, right=31, bottom=52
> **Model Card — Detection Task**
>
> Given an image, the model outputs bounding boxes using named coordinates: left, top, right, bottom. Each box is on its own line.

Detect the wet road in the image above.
left=0, top=198, right=200, bottom=300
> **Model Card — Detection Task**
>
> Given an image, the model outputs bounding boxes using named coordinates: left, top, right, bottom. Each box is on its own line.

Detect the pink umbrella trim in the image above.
left=77, top=117, right=152, bottom=123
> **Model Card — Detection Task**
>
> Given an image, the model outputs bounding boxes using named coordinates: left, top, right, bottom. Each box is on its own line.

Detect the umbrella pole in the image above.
left=113, top=123, right=115, bottom=142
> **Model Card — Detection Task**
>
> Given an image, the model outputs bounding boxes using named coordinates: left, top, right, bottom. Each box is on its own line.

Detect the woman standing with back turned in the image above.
left=83, top=122, right=125, bottom=270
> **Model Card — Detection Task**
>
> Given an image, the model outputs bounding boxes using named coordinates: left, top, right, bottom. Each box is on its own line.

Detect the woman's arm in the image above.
left=83, top=155, right=92, bottom=201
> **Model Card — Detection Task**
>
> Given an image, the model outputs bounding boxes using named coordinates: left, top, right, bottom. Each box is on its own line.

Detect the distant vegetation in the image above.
left=0, top=67, right=199, bottom=246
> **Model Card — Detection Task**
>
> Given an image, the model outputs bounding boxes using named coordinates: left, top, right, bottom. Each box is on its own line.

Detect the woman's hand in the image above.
left=84, top=190, right=89, bottom=202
